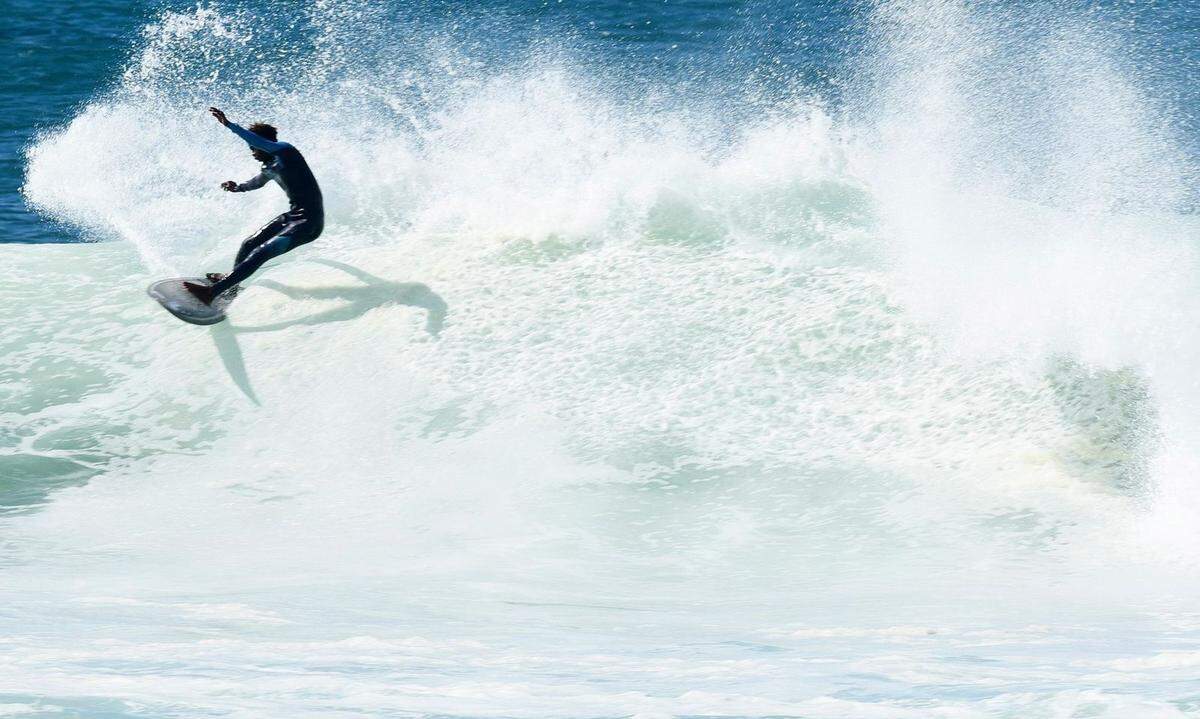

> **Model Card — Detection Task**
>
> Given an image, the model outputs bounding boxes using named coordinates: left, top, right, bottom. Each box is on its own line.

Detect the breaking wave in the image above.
left=8, top=0, right=1200, bottom=715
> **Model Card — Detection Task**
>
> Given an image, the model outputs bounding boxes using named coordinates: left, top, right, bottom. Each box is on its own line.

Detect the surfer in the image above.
left=183, top=107, right=324, bottom=305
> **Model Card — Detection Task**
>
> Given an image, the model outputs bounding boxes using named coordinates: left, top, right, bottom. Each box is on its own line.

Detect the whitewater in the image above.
left=6, top=0, right=1200, bottom=715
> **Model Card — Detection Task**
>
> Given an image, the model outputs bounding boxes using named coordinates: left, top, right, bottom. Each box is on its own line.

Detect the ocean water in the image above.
left=6, top=0, right=1200, bottom=716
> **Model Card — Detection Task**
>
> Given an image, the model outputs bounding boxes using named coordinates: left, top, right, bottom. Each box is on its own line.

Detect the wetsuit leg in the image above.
left=235, top=214, right=290, bottom=265
left=209, top=219, right=321, bottom=296
left=210, top=235, right=295, bottom=296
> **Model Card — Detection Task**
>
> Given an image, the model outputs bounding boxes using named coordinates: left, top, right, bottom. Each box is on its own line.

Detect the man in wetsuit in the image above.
left=183, top=107, right=324, bottom=305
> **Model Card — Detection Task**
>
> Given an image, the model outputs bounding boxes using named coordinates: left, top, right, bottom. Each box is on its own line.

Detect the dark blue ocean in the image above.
left=6, top=1, right=1200, bottom=717
left=5, top=0, right=1199, bottom=243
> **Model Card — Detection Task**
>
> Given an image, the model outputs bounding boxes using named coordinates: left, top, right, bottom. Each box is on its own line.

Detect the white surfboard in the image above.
left=147, top=277, right=237, bottom=325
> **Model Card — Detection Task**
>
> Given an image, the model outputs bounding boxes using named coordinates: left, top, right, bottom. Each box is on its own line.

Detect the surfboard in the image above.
left=147, top=277, right=237, bottom=325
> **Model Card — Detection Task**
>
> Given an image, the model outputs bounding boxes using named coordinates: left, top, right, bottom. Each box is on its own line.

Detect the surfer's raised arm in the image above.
left=209, top=107, right=289, bottom=154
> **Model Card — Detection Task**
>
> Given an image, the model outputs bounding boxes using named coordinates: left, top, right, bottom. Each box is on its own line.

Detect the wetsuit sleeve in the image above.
left=225, top=121, right=290, bottom=154
left=233, top=172, right=269, bottom=192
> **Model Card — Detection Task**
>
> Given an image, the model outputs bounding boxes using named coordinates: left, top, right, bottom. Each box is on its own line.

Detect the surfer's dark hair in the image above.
left=248, top=123, right=278, bottom=141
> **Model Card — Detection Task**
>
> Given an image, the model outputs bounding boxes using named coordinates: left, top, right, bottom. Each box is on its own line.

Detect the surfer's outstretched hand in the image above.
left=220, top=180, right=237, bottom=192
left=209, top=107, right=229, bottom=126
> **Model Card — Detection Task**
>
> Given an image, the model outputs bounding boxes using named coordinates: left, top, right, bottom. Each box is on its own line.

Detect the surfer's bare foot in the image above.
left=182, top=281, right=216, bottom=305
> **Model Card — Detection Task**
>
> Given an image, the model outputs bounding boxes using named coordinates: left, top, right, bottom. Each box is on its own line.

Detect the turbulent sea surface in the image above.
left=5, top=0, right=1200, bottom=716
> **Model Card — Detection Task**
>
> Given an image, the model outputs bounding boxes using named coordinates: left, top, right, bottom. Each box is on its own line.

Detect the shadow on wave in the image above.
left=209, top=259, right=448, bottom=404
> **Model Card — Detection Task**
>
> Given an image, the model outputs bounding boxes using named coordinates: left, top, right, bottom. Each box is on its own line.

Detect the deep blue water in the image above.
left=4, top=0, right=856, bottom=243
left=3, top=2, right=150, bottom=242
left=7, top=0, right=1197, bottom=244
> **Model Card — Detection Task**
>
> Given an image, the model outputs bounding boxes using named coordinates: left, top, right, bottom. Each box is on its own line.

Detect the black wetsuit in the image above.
left=210, top=122, right=324, bottom=296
